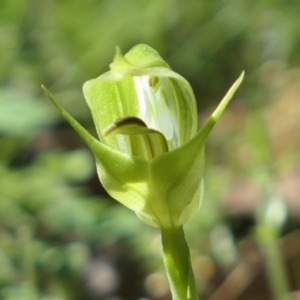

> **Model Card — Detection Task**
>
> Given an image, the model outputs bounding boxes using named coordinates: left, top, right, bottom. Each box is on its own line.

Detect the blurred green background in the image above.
left=1, top=0, right=300, bottom=299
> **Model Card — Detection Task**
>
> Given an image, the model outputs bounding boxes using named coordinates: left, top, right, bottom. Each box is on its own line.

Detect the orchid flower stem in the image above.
left=161, top=226, right=199, bottom=300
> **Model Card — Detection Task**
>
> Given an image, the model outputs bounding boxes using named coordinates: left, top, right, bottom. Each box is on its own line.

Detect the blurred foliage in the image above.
left=1, top=0, right=300, bottom=299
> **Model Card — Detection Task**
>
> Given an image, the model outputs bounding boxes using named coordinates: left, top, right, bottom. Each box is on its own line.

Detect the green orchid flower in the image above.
left=43, top=44, right=244, bottom=300
left=42, top=44, right=243, bottom=230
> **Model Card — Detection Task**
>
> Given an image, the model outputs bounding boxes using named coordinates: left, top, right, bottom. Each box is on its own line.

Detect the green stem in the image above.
left=18, top=225, right=39, bottom=300
left=161, top=226, right=199, bottom=300
left=256, top=225, right=290, bottom=300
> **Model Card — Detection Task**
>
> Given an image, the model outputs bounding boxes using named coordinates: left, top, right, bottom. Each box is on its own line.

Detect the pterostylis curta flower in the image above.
left=43, top=44, right=243, bottom=229
left=43, top=44, right=243, bottom=300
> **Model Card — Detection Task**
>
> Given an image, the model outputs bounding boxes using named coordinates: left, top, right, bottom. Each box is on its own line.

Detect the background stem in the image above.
left=256, top=225, right=290, bottom=300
